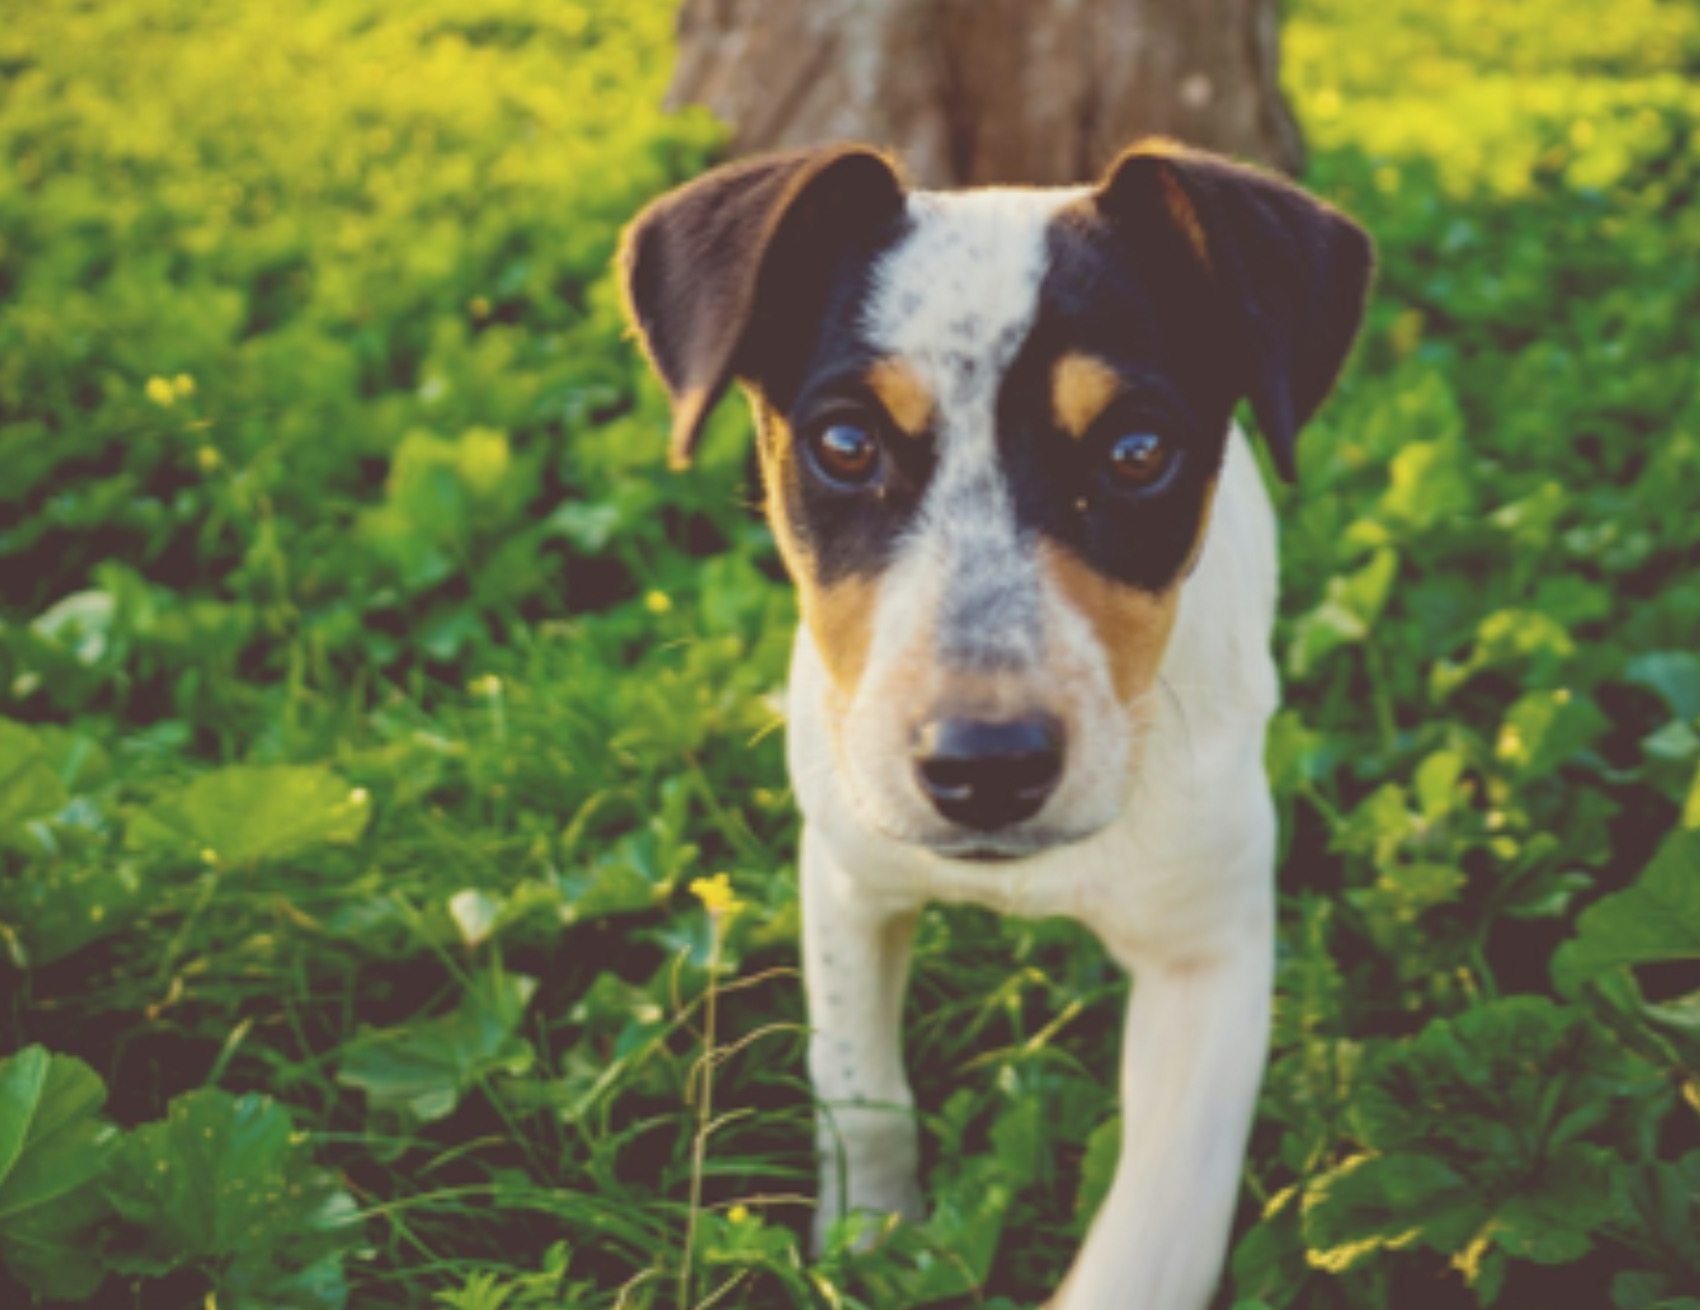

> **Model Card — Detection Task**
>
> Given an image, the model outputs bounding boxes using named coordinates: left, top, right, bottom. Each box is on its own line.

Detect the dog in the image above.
left=618, top=139, right=1371, bottom=1309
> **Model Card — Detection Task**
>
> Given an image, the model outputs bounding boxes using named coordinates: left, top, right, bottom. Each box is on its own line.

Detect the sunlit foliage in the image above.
left=2, top=0, right=1699, bottom=1306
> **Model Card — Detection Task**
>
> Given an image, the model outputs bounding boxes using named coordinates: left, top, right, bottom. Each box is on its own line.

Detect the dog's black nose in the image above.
left=912, top=715, right=1064, bottom=830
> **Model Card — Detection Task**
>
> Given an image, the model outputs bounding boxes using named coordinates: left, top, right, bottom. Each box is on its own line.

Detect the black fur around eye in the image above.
left=1104, top=430, right=1175, bottom=493
left=806, top=420, right=883, bottom=489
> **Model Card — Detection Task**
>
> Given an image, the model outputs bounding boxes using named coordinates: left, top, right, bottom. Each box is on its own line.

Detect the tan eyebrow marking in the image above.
left=1052, top=353, right=1122, bottom=438
left=866, top=358, right=934, bottom=437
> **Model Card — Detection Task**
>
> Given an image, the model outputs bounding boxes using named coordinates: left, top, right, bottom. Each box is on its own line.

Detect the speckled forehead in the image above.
left=862, top=188, right=1087, bottom=420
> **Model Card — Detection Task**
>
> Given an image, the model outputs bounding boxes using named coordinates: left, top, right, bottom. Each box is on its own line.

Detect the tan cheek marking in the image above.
left=866, top=358, right=934, bottom=437
left=751, top=403, right=878, bottom=696
left=1040, top=541, right=1179, bottom=704
left=1052, top=353, right=1122, bottom=439
left=806, top=576, right=879, bottom=695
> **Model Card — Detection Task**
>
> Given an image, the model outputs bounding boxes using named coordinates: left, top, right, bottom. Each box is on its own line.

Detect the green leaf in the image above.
left=337, top=970, right=538, bottom=1128
left=1554, top=826, right=1700, bottom=997
left=1305, top=998, right=1653, bottom=1282
left=1074, top=1114, right=1120, bottom=1232
left=1487, top=1142, right=1618, bottom=1264
left=103, top=1087, right=360, bottom=1308
left=0, top=718, right=70, bottom=849
left=1414, top=748, right=1469, bottom=821
left=1230, top=1185, right=1310, bottom=1310
left=1353, top=997, right=1644, bottom=1160
left=1302, top=1152, right=1485, bottom=1271
left=1380, top=435, right=1476, bottom=530
left=1495, top=688, right=1610, bottom=781
left=0, top=1046, right=118, bottom=1301
left=0, top=856, right=150, bottom=969
left=1287, top=548, right=1399, bottom=677
left=1617, top=1153, right=1700, bottom=1298
left=1628, top=652, right=1700, bottom=725
left=126, top=764, right=371, bottom=867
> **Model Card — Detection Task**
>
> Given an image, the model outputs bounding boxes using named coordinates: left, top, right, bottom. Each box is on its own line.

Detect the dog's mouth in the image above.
left=923, top=827, right=1091, bottom=865
left=938, top=842, right=1026, bottom=864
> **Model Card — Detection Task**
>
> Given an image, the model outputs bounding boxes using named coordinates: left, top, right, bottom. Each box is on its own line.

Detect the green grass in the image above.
left=3, top=0, right=1700, bottom=1306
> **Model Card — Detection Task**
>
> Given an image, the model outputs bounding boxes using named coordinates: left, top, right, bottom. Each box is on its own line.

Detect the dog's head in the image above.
left=620, top=141, right=1370, bottom=861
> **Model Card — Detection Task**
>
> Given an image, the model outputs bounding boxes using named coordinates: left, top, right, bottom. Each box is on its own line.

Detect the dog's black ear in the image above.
left=619, top=146, right=908, bottom=469
left=1093, top=140, right=1373, bottom=482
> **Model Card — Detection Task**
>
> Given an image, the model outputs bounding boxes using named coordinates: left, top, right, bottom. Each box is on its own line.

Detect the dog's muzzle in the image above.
left=910, top=713, right=1064, bottom=831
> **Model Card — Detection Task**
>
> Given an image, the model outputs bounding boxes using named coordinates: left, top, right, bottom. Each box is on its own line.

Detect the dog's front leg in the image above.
left=1053, top=913, right=1274, bottom=1310
left=800, top=824, right=925, bottom=1253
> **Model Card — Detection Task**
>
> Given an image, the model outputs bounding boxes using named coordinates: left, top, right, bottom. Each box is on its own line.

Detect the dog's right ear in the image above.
left=619, top=146, right=908, bottom=469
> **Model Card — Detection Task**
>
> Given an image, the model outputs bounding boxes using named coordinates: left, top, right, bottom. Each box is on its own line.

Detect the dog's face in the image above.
left=622, top=143, right=1370, bottom=861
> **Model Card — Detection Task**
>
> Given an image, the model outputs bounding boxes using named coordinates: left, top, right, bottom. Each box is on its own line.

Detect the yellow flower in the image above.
left=726, top=1204, right=750, bottom=1224
left=689, top=873, right=740, bottom=918
left=173, top=373, right=196, bottom=398
left=145, top=376, right=176, bottom=407
left=644, top=590, right=672, bottom=615
left=196, top=446, right=222, bottom=473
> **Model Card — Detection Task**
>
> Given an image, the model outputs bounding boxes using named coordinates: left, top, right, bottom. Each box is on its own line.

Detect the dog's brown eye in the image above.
left=1106, top=431, right=1172, bottom=491
left=808, top=421, right=881, bottom=488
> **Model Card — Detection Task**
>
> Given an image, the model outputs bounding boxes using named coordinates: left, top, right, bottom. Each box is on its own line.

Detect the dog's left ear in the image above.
left=1093, top=141, right=1374, bottom=482
left=619, top=146, right=908, bottom=469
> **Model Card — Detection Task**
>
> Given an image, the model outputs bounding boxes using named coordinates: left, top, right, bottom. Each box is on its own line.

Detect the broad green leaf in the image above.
left=1619, top=1153, right=1700, bottom=1293
left=126, top=764, right=371, bottom=867
left=1614, top=1269, right=1700, bottom=1310
left=558, top=823, right=698, bottom=924
left=1578, top=971, right=1700, bottom=1092
left=1287, top=548, right=1399, bottom=678
left=0, top=1046, right=118, bottom=1300
left=1230, top=1185, right=1310, bottom=1310
left=1380, top=436, right=1476, bottom=530
left=337, top=970, right=538, bottom=1128
left=1309, top=998, right=1653, bottom=1279
left=1495, top=688, right=1609, bottom=781
left=0, top=718, right=69, bottom=848
left=0, top=856, right=150, bottom=968
left=1487, top=1143, right=1618, bottom=1264
left=1628, top=652, right=1700, bottom=725
left=1352, top=997, right=1645, bottom=1161
left=1074, top=1114, right=1120, bottom=1231
left=1302, top=1152, right=1485, bottom=1271
left=1414, top=748, right=1468, bottom=821
left=1553, top=826, right=1700, bottom=997
left=103, top=1088, right=360, bottom=1308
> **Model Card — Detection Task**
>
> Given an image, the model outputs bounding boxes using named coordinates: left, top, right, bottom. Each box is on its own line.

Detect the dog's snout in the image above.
left=912, top=714, right=1064, bottom=830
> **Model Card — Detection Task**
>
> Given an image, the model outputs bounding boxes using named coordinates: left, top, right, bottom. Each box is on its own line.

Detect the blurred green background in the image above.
left=2, top=1, right=1700, bottom=1307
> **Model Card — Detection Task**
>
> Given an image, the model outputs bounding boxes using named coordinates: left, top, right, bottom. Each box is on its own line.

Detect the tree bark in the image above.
left=667, top=0, right=1304, bottom=188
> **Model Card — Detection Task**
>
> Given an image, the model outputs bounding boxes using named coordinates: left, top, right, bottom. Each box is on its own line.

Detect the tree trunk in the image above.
left=667, top=0, right=1305, bottom=188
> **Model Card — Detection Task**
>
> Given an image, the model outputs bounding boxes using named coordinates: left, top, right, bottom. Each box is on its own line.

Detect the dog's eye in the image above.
left=806, top=421, right=882, bottom=489
left=1104, top=431, right=1173, bottom=492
